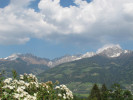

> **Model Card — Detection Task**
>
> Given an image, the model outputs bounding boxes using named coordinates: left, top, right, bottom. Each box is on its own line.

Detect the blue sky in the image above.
left=0, top=0, right=133, bottom=59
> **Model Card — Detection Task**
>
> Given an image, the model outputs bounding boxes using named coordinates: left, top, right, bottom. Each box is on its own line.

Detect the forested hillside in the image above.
left=39, top=53, right=133, bottom=94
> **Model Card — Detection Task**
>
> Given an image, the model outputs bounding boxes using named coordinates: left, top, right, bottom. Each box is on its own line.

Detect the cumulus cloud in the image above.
left=0, top=0, right=133, bottom=45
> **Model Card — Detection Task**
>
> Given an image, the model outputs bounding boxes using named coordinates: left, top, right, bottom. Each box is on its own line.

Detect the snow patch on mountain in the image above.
left=124, top=50, right=131, bottom=54
left=96, top=44, right=121, bottom=54
left=96, top=44, right=128, bottom=58
left=81, top=52, right=95, bottom=58
left=4, top=53, right=20, bottom=60
left=110, top=53, right=121, bottom=57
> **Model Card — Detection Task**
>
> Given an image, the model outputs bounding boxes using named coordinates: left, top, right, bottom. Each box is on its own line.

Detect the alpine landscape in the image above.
left=0, top=0, right=133, bottom=99
left=1, top=44, right=133, bottom=97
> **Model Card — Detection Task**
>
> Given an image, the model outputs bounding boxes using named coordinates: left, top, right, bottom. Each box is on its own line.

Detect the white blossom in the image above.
left=58, top=93, right=62, bottom=97
left=1, top=73, right=73, bottom=100
left=4, top=78, right=12, bottom=84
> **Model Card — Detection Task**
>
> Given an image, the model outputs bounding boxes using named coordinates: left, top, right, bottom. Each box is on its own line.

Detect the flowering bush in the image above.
left=55, top=85, right=73, bottom=100
left=0, top=73, right=73, bottom=100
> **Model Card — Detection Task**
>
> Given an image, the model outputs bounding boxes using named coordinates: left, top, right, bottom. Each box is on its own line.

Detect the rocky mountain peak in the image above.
left=96, top=44, right=124, bottom=57
left=97, top=44, right=122, bottom=53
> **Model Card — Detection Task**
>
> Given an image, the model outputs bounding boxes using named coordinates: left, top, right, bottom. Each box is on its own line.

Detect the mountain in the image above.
left=96, top=44, right=131, bottom=57
left=0, top=53, right=94, bottom=68
left=0, top=44, right=131, bottom=77
left=38, top=45, right=133, bottom=95
left=0, top=53, right=50, bottom=65
left=0, top=53, right=50, bottom=77
left=49, top=53, right=95, bottom=67
left=1, top=44, right=129, bottom=68
left=48, top=44, right=131, bottom=67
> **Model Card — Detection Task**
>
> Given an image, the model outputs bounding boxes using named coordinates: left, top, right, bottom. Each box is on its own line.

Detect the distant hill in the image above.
left=38, top=45, right=133, bottom=94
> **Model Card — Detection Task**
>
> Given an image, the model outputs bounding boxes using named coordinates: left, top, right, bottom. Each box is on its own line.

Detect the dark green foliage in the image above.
left=101, top=84, right=108, bottom=100
left=12, top=69, right=17, bottom=79
left=101, top=84, right=107, bottom=92
left=73, top=95, right=88, bottom=100
left=88, top=83, right=133, bottom=100
left=108, top=84, right=133, bottom=100
left=0, top=71, right=4, bottom=97
left=89, top=84, right=101, bottom=100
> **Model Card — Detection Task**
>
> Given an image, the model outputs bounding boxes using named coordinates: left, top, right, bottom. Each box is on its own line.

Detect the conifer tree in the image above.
left=101, top=84, right=107, bottom=92
left=101, top=84, right=108, bottom=100
left=89, top=84, right=101, bottom=100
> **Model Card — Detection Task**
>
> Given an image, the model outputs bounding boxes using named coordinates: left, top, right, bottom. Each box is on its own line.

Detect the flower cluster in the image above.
left=2, top=75, right=37, bottom=100
left=0, top=73, right=73, bottom=100
left=55, top=84, right=73, bottom=100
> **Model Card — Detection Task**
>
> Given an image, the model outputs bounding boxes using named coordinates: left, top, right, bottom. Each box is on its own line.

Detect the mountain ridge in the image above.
left=0, top=44, right=132, bottom=67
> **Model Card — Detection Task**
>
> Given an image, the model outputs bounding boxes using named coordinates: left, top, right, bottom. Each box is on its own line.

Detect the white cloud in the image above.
left=0, top=0, right=133, bottom=45
left=10, top=0, right=34, bottom=8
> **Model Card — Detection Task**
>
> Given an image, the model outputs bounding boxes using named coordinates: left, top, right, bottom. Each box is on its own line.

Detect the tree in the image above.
left=108, top=84, right=133, bottom=100
left=89, top=84, right=101, bottom=100
left=101, top=84, right=107, bottom=92
left=12, top=70, right=17, bottom=79
left=101, top=84, right=109, bottom=100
